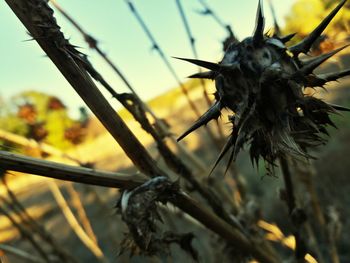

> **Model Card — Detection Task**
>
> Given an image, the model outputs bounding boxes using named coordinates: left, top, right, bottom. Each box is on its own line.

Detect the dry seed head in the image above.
left=177, top=0, right=350, bottom=174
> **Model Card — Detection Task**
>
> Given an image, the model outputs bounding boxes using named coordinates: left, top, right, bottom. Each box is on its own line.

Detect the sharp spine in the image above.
left=177, top=102, right=221, bottom=141
left=299, top=45, right=349, bottom=74
left=253, top=0, right=265, bottom=46
left=289, top=0, right=347, bottom=55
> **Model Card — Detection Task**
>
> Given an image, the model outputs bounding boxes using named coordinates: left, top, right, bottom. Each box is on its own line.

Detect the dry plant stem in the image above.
left=3, top=2, right=278, bottom=261
left=65, top=183, right=98, bottom=244
left=0, top=203, right=51, bottom=263
left=1, top=177, right=79, bottom=263
left=0, top=129, right=119, bottom=250
left=7, top=2, right=164, bottom=178
left=0, top=150, right=147, bottom=189
left=125, top=0, right=223, bottom=150
left=0, top=152, right=278, bottom=263
left=125, top=0, right=200, bottom=118
left=49, top=0, right=208, bottom=173
left=0, top=130, right=119, bottom=252
left=174, top=0, right=212, bottom=108
left=0, top=244, right=45, bottom=263
left=47, top=1, right=231, bottom=220
left=329, top=237, right=340, bottom=263
left=0, top=129, right=79, bottom=163
left=48, top=181, right=108, bottom=263
left=197, top=0, right=233, bottom=36
left=175, top=0, right=227, bottom=143
left=293, top=161, right=326, bottom=227
left=81, top=185, right=120, bottom=247
left=304, top=223, right=325, bottom=263
left=174, top=192, right=279, bottom=263
left=279, top=156, right=306, bottom=260
left=117, top=94, right=235, bottom=223
left=291, top=161, right=327, bottom=262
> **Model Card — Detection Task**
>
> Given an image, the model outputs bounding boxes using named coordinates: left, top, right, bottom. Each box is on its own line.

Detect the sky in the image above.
left=0, top=0, right=296, bottom=117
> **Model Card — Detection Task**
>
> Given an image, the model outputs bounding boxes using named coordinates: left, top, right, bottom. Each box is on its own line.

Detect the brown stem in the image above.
left=279, top=156, right=307, bottom=260
left=48, top=181, right=108, bottom=263
left=5, top=0, right=165, bottom=178
left=0, top=151, right=278, bottom=263
left=0, top=203, right=51, bottom=262
left=0, top=129, right=79, bottom=163
left=65, top=183, right=98, bottom=244
left=46, top=1, right=231, bottom=222
left=0, top=150, right=147, bottom=189
left=1, top=176, right=79, bottom=263
left=51, top=0, right=222, bottom=155
left=280, top=157, right=296, bottom=214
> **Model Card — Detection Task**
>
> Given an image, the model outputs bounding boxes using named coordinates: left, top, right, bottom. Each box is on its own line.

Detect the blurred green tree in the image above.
left=0, top=91, right=85, bottom=151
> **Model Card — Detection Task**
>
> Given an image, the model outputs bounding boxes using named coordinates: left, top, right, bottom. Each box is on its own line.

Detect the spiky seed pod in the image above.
left=177, top=0, right=350, bottom=174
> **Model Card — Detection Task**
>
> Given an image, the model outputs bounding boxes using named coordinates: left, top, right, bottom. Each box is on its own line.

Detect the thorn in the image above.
left=299, top=44, right=349, bottom=74
left=224, top=148, right=235, bottom=176
left=253, top=0, right=265, bottom=46
left=173, top=57, right=239, bottom=73
left=209, top=135, right=235, bottom=176
left=188, top=71, right=217, bottom=79
left=173, top=57, right=221, bottom=71
left=289, top=0, right=347, bottom=55
left=327, top=103, right=350, bottom=112
left=177, top=102, right=221, bottom=141
left=321, top=68, right=350, bottom=82
left=280, top=33, right=297, bottom=43
left=307, top=68, right=350, bottom=87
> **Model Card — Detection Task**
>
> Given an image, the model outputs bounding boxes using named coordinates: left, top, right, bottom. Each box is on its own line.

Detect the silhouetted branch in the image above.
left=0, top=151, right=147, bottom=189
left=196, top=0, right=234, bottom=37
left=0, top=151, right=278, bottom=263
left=280, top=156, right=308, bottom=260
left=47, top=2, right=230, bottom=219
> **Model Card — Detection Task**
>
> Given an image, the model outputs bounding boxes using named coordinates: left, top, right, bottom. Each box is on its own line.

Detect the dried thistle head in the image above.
left=177, top=0, right=350, bottom=174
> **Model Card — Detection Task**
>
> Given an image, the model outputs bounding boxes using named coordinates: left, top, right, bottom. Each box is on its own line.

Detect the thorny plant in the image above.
left=177, top=0, right=350, bottom=175
left=1, top=0, right=350, bottom=262
left=2, top=0, right=278, bottom=262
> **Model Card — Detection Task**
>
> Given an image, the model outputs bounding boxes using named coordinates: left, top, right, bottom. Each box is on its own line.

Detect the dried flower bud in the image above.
left=177, top=0, right=350, bottom=174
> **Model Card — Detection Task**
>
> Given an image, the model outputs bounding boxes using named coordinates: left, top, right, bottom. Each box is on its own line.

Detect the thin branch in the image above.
left=125, top=0, right=200, bottom=116
left=197, top=0, right=234, bottom=37
left=125, top=0, right=222, bottom=149
left=49, top=0, right=208, bottom=174
left=0, top=203, right=51, bottom=262
left=1, top=176, right=79, bottom=263
left=279, top=156, right=308, bottom=260
left=0, top=151, right=278, bottom=263
left=48, top=181, right=108, bottom=263
left=5, top=0, right=166, bottom=178
left=175, top=0, right=211, bottom=107
left=0, top=150, right=147, bottom=189
left=0, top=244, right=45, bottom=263
left=0, top=129, right=79, bottom=163
left=175, top=0, right=225, bottom=139
left=44, top=2, right=229, bottom=219
left=65, top=183, right=98, bottom=244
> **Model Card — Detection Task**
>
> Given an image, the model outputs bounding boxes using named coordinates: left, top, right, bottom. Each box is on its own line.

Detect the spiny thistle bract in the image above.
left=177, top=0, right=350, bottom=174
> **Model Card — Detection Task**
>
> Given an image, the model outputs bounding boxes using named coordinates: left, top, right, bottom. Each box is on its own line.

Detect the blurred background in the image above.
left=0, top=0, right=350, bottom=262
